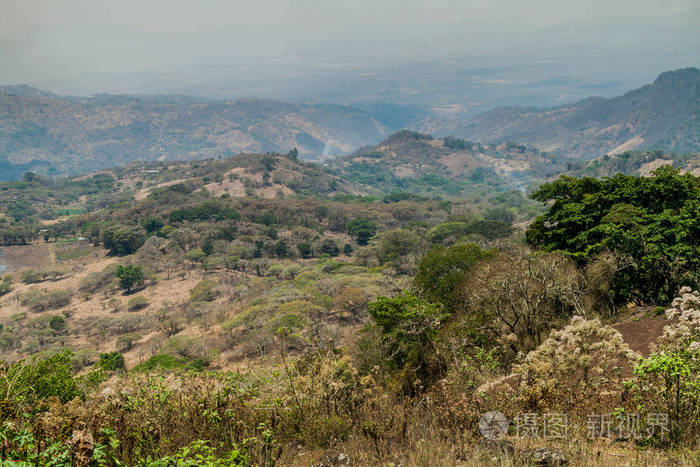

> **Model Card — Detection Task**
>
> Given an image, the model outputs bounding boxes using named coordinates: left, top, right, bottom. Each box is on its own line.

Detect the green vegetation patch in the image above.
left=134, top=354, right=210, bottom=372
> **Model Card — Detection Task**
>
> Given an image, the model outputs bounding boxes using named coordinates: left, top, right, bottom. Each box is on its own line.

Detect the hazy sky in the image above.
left=1, top=0, right=698, bottom=101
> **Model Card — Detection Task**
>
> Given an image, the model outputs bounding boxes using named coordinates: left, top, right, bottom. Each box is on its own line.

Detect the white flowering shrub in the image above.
left=660, top=286, right=700, bottom=351
left=511, top=316, right=639, bottom=414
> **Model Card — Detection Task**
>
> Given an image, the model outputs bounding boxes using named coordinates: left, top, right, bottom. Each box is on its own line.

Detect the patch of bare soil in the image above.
left=609, top=136, right=645, bottom=155
left=203, top=177, right=246, bottom=197
left=437, top=152, right=483, bottom=176
left=613, top=311, right=668, bottom=356
left=204, top=167, right=296, bottom=199
left=134, top=178, right=197, bottom=201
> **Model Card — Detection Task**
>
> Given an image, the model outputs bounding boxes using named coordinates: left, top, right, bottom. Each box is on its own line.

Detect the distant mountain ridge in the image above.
left=0, top=85, right=61, bottom=99
left=0, top=89, right=390, bottom=179
left=1, top=68, right=697, bottom=181
left=418, top=68, right=700, bottom=159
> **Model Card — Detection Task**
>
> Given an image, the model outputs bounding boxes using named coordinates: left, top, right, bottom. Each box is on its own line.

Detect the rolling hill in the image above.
left=419, top=68, right=700, bottom=159
left=0, top=90, right=390, bottom=180
left=328, top=130, right=571, bottom=195
left=0, top=151, right=365, bottom=228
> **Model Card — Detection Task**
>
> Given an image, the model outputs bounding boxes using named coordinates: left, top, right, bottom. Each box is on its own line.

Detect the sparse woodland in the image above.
left=0, top=150, right=698, bottom=466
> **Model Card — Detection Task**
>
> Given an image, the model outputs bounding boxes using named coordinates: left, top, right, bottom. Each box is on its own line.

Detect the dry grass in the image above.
left=1, top=243, right=54, bottom=270
left=286, top=431, right=696, bottom=466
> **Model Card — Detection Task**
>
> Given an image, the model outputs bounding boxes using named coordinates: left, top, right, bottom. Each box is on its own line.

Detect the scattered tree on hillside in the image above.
left=375, top=228, right=425, bottom=272
left=368, top=292, right=448, bottom=394
left=116, top=264, right=144, bottom=293
left=102, top=225, right=147, bottom=255
left=414, top=243, right=495, bottom=310
left=346, top=218, right=377, bottom=245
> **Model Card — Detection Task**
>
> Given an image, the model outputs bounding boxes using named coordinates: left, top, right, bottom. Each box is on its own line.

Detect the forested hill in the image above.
left=329, top=130, right=570, bottom=195
left=418, top=68, right=700, bottom=159
left=0, top=90, right=390, bottom=179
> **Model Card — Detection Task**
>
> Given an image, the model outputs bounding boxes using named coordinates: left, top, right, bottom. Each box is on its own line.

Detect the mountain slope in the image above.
left=329, top=130, right=570, bottom=195
left=0, top=89, right=389, bottom=179
left=419, top=68, right=700, bottom=159
left=566, top=149, right=700, bottom=178
left=0, top=152, right=365, bottom=226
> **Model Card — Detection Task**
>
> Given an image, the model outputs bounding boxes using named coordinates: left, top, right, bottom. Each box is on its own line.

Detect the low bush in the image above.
left=133, top=354, right=209, bottom=372
left=190, top=280, right=218, bottom=302
left=78, top=263, right=118, bottom=294
left=629, top=287, right=700, bottom=445
left=116, top=332, right=142, bottom=351
left=0, top=350, right=81, bottom=405
left=0, top=279, right=10, bottom=296
left=127, top=295, right=149, bottom=311
left=20, top=268, right=41, bottom=283
left=97, top=351, right=125, bottom=371
left=20, top=289, right=72, bottom=312
left=161, top=335, right=209, bottom=360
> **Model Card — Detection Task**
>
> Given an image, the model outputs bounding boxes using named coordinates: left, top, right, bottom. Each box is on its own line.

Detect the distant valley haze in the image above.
left=1, top=0, right=698, bottom=108
left=0, top=0, right=698, bottom=179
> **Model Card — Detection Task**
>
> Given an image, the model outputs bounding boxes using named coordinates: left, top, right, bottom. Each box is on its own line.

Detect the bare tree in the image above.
left=459, top=248, right=584, bottom=364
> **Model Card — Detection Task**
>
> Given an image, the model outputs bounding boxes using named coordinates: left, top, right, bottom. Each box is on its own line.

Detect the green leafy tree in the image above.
left=297, top=242, right=312, bottom=258
left=527, top=167, right=700, bottom=304
left=273, top=240, right=289, bottom=258
left=102, top=225, right=147, bottom=255
left=115, top=264, right=144, bottom=293
left=224, top=255, right=240, bottom=271
left=49, top=315, right=66, bottom=332
left=375, top=228, right=424, bottom=267
left=368, top=292, right=448, bottom=393
left=415, top=243, right=494, bottom=309
left=185, top=248, right=207, bottom=265
left=141, top=217, right=164, bottom=233
left=97, top=351, right=125, bottom=371
left=319, top=238, right=339, bottom=257
left=346, top=218, right=377, bottom=245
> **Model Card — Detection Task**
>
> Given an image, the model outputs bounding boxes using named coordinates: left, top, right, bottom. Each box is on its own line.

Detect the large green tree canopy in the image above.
left=526, top=166, right=700, bottom=304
